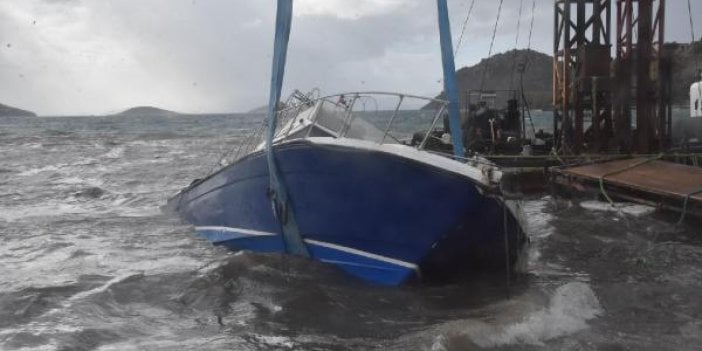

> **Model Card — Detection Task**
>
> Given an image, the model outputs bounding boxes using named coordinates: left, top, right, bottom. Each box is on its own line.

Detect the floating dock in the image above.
left=552, top=157, right=702, bottom=219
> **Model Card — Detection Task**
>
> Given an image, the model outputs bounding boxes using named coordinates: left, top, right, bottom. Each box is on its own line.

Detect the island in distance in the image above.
left=0, top=102, right=37, bottom=117
left=115, top=106, right=181, bottom=117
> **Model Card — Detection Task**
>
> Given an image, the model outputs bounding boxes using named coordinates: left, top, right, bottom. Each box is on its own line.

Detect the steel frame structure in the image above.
left=614, top=0, right=669, bottom=153
left=553, top=0, right=612, bottom=154
left=554, top=0, right=669, bottom=154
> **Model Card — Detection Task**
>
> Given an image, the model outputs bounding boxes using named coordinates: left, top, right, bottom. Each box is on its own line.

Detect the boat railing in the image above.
left=219, top=92, right=450, bottom=166
left=300, top=92, right=449, bottom=147
left=220, top=90, right=319, bottom=165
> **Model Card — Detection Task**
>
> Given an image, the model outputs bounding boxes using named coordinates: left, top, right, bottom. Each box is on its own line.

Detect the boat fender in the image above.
left=441, top=133, right=451, bottom=144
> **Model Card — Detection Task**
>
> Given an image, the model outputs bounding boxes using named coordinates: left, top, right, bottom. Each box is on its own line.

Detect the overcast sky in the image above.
left=0, top=0, right=699, bottom=116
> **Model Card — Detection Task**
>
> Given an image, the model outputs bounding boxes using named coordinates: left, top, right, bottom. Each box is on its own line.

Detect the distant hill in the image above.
left=427, top=49, right=553, bottom=110
left=247, top=105, right=268, bottom=114
left=427, top=44, right=701, bottom=110
left=247, top=102, right=287, bottom=114
left=0, top=103, right=36, bottom=117
left=115, top=106, right=180, bottom=117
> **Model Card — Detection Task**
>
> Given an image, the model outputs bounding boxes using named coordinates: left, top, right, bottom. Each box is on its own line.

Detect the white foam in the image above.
left=17, top=157, right=99, bottom=178
left=430, top=335, right=449, bottom=351
left=56, top=176, right=104, bottom=187
left=433, top=282, right=602, bottom=348
left=0, top=198, right=159, bottom=222
left=18, top=165, right=60, bottom=176
left=22, top=142, right=44, bottom=149
left=0, top=203, right=87, bottom=222
left=102, top=146, right=125, bottom=159
left=252, top=335, right=295, bottom=348
left=580, top=200, right=655, bottom=217
left=521, top=197, right=556, bottom=239
left=65, top=274, right=140, bottom=303
left=517, top=197, right=561, bottom=276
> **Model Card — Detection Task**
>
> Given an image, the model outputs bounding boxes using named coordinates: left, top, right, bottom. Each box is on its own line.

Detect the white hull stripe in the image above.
left=194, top=226, right=418, bottom=270
left=195, top=226, right=276, bottom=237
left=303, top=239, right=418, bottom=270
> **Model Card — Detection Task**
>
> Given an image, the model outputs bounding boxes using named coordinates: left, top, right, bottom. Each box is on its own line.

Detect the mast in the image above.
left=436, top=0, right=466, bottom=158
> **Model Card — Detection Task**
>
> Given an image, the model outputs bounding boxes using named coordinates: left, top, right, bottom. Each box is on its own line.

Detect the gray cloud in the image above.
left=0, top=0, right=698, bottom=115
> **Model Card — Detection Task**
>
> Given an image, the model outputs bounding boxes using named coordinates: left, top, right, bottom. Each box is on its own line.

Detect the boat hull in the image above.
left=169, top=139, right=507, bottom=285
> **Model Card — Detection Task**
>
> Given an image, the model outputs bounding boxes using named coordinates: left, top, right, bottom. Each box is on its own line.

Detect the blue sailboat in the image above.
left=168, top=0, right=521, bottom=285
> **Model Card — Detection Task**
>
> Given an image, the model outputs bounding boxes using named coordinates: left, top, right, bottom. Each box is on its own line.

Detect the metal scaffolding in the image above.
left=554, top=0, right=612, bottom=154
left=553, top=0, right=671, bottom=154
left=614, top=0, right=670, bottom=153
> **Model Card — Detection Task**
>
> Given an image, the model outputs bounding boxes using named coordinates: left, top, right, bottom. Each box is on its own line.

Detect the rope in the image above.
left=520, top=73, right=537, bottom=137
left=549, top=147, right=565, bottom=165
left=454, top=0, right=478, bottom=57
left=509, top=0, right=525, bottom=90
left=688, top=0, right=697, bottom=49
left=678, top=187, right=702, bottom=225
left=502, top=204, right=511, bottom=294
left=598, top=155, right=663, bottom=206
left=519, top=0, right=538, bottom=138
left=526, top=0, right=536, bottom=52
left=479, top=0, right=505, bottom=92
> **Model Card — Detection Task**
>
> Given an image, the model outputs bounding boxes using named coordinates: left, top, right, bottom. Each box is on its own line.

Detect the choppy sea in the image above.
left=1, top=113, right=701, bottom=350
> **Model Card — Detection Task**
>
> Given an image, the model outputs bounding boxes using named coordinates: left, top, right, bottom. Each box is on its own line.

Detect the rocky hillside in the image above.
left=429, top=49, right=553, bottom=110
left=0, top=103, right=36, bottom=117
left=428, top=43, right=702, bottom=110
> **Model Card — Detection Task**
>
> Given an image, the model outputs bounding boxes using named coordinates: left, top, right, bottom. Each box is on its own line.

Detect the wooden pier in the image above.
left=552, top=157, right=702, bottom=220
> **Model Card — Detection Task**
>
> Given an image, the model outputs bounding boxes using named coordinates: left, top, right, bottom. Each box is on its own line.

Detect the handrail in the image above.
left=278, top=91, right=449, bottom=144
left=339, top=94, right=359, bottom=137
left=273, top=91, right=448, bottom=115
left=219, top=91, right=451, bottom=168
left=419, top=104, right=447, bottom=150
left=382, top=95, right=405, bottom=144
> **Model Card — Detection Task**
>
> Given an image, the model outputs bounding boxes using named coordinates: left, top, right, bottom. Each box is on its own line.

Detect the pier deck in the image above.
left=553, top=158, right=702, bottom=218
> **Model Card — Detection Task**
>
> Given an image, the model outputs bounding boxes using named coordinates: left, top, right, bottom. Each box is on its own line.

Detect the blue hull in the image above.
left=169, top=140, right=507, bottom=285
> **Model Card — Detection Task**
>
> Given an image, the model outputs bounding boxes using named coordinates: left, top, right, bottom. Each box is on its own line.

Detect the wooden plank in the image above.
left=558, top=158, right=702, bottom=202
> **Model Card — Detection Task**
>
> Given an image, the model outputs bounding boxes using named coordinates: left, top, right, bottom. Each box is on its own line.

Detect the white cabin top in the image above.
left=692, top=73, right=702, bottom=118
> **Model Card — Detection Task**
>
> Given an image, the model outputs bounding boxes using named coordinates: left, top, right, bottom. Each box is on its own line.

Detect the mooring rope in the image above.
left=502, top=203, right=511, bottom=295
left=597, top=154, right=663, bottom=206
left=678, top=188, right=702, bottom=224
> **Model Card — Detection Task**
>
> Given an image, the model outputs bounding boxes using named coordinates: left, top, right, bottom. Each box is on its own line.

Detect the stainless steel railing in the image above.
left=218, top=91, right=450, bottom=167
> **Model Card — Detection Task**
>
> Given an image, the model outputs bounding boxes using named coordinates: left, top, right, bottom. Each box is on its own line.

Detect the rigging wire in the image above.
left=687, top=0, right=697, bottom=44
left=454, top=0, right=478, bottom=57
left=479, top=0, right=505, bottom=92
left=509, top=0, right=526, bottom=90
left=689, top=0, right=700, bottom=75
left=526, top=0, right=536, bottom=52
left=521, top=0, right=538, bottom=139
